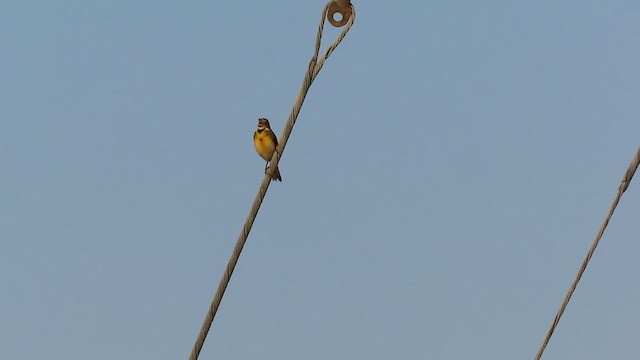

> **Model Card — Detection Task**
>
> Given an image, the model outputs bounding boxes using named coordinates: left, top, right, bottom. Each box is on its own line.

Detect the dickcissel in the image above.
left=253, top=118, right=282, bottom=181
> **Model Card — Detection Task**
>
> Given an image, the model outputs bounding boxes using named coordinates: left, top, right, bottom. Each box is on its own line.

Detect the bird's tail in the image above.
left=271, top=166, right=282, bottom=182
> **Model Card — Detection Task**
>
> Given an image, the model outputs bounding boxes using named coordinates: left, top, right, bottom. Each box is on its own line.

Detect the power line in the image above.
left=188, top=2, right=356, bottom=359
left=535, top=147, right=640, bottom=359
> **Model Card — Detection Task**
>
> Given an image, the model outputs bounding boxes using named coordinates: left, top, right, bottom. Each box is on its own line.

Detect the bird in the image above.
left=253, top=118, right=282, bottom=181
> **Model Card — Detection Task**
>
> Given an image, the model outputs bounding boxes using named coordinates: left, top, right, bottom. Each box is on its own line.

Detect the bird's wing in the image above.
left=268, top=129, right=278, bottom=147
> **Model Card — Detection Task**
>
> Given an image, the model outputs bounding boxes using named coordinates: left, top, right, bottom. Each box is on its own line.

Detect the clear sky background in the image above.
left=2, top=1, right=639, bottom=359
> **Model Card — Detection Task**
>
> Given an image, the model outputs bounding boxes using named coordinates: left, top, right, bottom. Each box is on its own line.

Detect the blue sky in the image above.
left=2, top=1, right=639, bottom=359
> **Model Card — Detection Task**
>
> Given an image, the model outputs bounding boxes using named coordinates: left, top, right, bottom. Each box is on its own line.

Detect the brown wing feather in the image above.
left=267, top=129, right=278, bottom=147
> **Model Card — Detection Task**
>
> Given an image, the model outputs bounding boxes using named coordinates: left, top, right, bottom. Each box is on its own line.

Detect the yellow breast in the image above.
left=254, top=130, right=277, bottom=162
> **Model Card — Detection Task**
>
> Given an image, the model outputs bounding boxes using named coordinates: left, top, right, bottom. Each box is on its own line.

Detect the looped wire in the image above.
left=309, top=2, right=356, bottom=82
left=188, top=2, right=355, bottom=359
left=270, top=1, right=355, bottom=173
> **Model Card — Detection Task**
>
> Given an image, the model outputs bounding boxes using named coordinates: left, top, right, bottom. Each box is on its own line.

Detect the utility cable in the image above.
left=188, top=2, right=355, bottom=359
left=535, top=147, right=640, bottom=359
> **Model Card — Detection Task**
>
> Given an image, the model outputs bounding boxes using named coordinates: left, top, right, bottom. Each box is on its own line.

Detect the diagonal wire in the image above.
left=272, top=2, right=355, bottom=162
left=535, top=147, right=640, bottom=360
left=188, top=2, right=355, bottom=360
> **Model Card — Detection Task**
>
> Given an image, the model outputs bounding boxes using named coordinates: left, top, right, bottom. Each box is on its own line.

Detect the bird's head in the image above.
left=257, top=118, right=270, bottom=131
